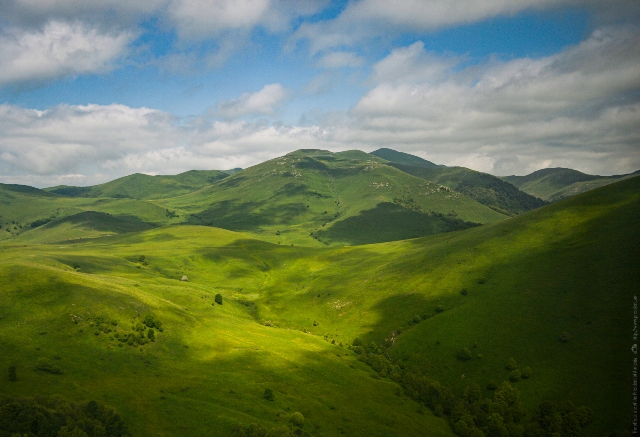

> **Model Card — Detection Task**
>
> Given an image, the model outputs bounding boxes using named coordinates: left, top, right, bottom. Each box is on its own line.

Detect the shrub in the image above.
left=559, top=332, right=571, bottom=342
left=35, top=357, right=63, bottom=374
left=477, top=278, right=487, bottom=284
left=215, top=294, right=223, bottom=305
left=148, top=329, right=155, bottom=341
left=521, top=367, right=532, bottom=379
left=352, top=337, right=362, bottom=347
left=505, top=358, right=517, bottom=371
left=8, top=365, right=16, bottom=381
left=457, top=347, right=473, bottom=361
left=290, top=412, right=304, bottom=428
left=509, top=369, right=522, bottom=381
left=435, top=305, right=445, bottom=313
left=486, top=380, right=498, bottom=390
left=460, top=289, right=468, bottom=296
left=263, top=388, right=274, bottom=401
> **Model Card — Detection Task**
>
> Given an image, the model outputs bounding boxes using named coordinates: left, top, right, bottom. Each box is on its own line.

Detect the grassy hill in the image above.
left=385, top=164, right=546, bottom=216
left=370, top=148, right=441, bottom=169
left=1, top=175, right=636, bottom=436
left=0, top=183, right=175, bottom=242
left=163, top=149, right=507, bottom=246
left=502, top=167, right=640, bottom=201
left=46, top=170, right=230, bottom=200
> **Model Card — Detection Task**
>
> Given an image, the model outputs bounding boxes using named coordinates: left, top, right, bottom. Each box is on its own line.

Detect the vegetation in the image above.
left=502, top=167, right=640, bottom=202
left=0, top=152, right=637, bottom=436
left=0, top=394, right=129, bottom=437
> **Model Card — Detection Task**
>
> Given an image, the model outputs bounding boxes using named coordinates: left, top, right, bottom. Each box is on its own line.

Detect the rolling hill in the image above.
left=379, top=162, right=546, bottom=216
left=0, top=174, right=636, bottom=436
left=370, top=148, right=441, bottom=169
left=161, top=149, right=507, bottom=246
left=502, top=167, right=640, bottom=202
left=46, top=170, right=231, bottom=200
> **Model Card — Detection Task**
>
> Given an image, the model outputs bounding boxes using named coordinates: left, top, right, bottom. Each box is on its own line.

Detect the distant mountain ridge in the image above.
left=502, top=167, right=640, bottom=201
left=371, top=148, right=441, bottom=168
left=45, top=169, right=231, bottom=200
left=370, top=151, right=546, bottom=216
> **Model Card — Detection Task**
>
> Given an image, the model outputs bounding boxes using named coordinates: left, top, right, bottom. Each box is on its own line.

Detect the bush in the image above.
left=505, top=358, right=518, bottom=371
left=35, top=358, right=63, bottom=374
left=460, top=289, right=468, bottom=296
left=8, top=365, right=16, bottom=381
left=457, top=347, right=473, bottom=361
left=290, top=412, right=304, bottom=428
left=435, top=305, right=445, bottom=313
left=521, top=367, right=532, bottom=379
left=148, top=329, right=155, bottom=341
left=486, top=380, right=498, bottom=390
left=215, top=294, right=223, bottom=305
left=509, top=369, right=522, bottom=381
left=559, top=332, right=571, bottom=342
left=352, top=337, right=362, bottom=347
left=263, top=388, right=274, bottom=401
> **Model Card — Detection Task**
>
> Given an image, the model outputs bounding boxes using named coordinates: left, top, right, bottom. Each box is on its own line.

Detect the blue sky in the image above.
left=0, top=0, right=638, bottom=187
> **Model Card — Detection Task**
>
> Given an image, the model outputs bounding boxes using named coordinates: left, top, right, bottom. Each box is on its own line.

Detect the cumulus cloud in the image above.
left=0, top=25, right=638, bottom=187
left=347, top=25, right=640, bottom=175
left=216, top=83, right=289, bottom=119
left=292, top=0, right=640, bottom=54
left=0, top=21, right=133, bottom=87
left=315, top=51, right=365, bottom=69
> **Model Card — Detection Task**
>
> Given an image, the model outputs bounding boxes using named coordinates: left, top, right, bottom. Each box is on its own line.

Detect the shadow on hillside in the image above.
left=316, top=202, right=476, bottom=245
left=188, top=199, right=308, bottom=231
left=44, top=211, right=155, bottom=233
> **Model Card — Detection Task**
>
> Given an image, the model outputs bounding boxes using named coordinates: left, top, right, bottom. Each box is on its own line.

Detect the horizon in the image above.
left=1, top=1, right=639, bottom=187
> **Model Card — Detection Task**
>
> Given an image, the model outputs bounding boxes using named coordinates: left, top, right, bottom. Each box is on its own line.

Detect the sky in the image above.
left=0, top=0, right=639, bottom=187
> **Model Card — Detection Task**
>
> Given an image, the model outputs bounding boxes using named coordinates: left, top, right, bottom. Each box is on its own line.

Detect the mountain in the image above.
left=46, top=169, right=230, bottom=200
left=163, top=149, right=508, bottom=245
left=381, top=162, right=546, bottom=216
left=501, top=167, right=640, bottom=201
left=1, top=174, right=636, bottom=436
left=370, top=148, right=441, bottom=169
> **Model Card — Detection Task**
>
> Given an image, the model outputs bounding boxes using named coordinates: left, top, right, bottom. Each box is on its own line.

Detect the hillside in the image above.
left=384, top=164, right=546, bottom=216
left=1, top=175, right=636, bottom=436
left=46, top=170, right=230, bottom=200
left=370, top=148, right=441, bottom=169
left=502, top=167, right=640, bottom=201
left=162, top=149, right=507, bottom=246
left=0, top=183, right=174, bottom=242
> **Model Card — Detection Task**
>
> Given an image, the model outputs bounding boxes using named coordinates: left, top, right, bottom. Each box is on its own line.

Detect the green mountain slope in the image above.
left=386, top=164, right=546, bottom=216
left=502, top=167, right=640, bottom=201
left=0, top=226, right=453, bottom=437
left=46, top=170, right=230, bottom=200
left=370, top=148, right=441, bottom=168
left=164, top=149, right=507, bottom=246
left=1, top=176, right=636, bottom=436
left=0, top=183, right=174, bottom=242
left=250, top=175, right=639, bottom=435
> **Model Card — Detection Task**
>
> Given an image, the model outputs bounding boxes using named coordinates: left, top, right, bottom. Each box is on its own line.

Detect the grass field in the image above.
left=0, top=161, right=637, bottom=436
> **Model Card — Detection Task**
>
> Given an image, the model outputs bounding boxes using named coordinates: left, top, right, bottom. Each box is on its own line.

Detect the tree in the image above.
left=8, top=365, right=16, bottom=381
left=290, top=412, right=304, bottom=428
left=263, top=388, right=274, bottom=401
left=505, top=358, right=517, bottom=371
left=215, top=294, right=223, bottom=305
left=457, top=347, right=473, bottom=361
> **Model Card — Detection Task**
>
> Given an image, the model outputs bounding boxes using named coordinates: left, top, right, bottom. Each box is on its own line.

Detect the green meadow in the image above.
left=0, top=150, right=637, bottom=436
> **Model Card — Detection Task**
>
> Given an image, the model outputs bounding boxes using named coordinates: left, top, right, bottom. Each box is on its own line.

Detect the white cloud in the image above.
left=346, top=26, right=640, bottom=175
left=0, top=21, right=133, bottom=87
left=292, top=0, right=640, bottom=54
left=0, top=26, right=638, bottom=188
left=315, top=51, right=365, bottom=69
left=216, top=83, right=289, bottom=119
